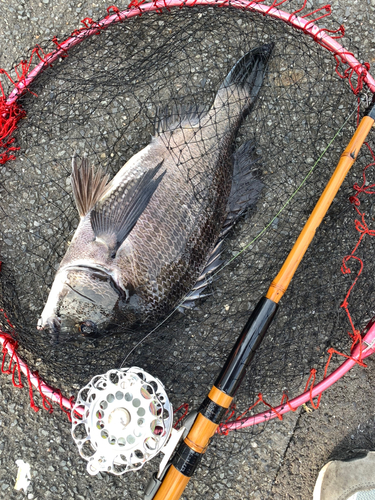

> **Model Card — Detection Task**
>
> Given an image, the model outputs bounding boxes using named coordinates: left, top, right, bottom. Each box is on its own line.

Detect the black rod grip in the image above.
left=365, top=95, right=375, bottom=119
left=214, top=296, right=278, bottom=396
left=172, top=441, right=202, bottom=477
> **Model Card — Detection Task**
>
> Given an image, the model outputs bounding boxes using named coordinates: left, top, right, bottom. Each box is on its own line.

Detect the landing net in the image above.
left=0, top=0, right=375, bottom=495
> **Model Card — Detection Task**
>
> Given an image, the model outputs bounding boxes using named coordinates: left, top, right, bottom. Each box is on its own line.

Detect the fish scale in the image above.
left=37, top=43, right=274, bottom=340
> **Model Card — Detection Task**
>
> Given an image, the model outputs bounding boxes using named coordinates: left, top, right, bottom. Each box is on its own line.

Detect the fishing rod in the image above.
left=145, top=100, right=375, bottom=500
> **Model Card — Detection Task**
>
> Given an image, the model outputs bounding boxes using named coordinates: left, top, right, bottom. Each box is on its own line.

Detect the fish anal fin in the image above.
left=91, top=161, right=165, bottom=257
left=71, top=156, right=110, bottom=217
left=179, top=240, right=223, bottom=310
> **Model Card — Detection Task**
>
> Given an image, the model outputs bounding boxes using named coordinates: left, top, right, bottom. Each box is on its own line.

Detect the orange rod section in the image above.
left=184, top=413, right=218, bottom=453
left=208, top=386, right=233, bottom=408
left=153, top=465, right=190, bottom=500
left=266, top=115, right=374, bottom=303
left=153, top=414, right=219, bottom=500
left=154, top=387, right=231, bottom=499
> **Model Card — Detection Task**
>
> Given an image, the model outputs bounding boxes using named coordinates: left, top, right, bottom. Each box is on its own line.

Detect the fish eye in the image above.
left=79, top=320, right=98, bottom=336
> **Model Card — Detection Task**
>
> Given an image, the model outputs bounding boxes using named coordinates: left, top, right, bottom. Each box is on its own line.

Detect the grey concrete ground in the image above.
left=0, top=1, right=375, bottom=499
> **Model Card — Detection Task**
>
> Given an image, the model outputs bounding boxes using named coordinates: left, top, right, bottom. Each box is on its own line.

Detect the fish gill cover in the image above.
left=0, top=0, right=375, bottom=491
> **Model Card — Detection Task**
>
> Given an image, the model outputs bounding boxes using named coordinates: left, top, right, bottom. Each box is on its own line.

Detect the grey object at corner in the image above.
left=314, top=451, right=375, bottom=500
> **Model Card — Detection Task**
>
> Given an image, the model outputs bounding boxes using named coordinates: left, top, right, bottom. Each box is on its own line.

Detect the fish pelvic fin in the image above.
left=71, top=156, right=110, bottom=217
left=91, top=161, right=165, bottom=257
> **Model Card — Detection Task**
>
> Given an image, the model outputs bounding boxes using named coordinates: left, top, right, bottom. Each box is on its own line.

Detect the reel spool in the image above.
left=71, top=367, right=173, bottom=476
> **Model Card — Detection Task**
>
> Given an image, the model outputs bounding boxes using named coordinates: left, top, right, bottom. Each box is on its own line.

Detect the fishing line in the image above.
left=216, top=103, right=359, bottom=273
left=120, top=102, right=358, bottom=367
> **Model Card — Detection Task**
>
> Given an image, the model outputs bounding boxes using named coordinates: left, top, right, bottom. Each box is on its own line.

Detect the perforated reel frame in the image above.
left=71, top=367, right=173, bottom=475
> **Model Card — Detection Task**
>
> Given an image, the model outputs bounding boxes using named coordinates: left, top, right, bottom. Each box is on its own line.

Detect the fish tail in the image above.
left=211, top=43, right=274, bottom=125
left=221, top=43, right=274, bottom=97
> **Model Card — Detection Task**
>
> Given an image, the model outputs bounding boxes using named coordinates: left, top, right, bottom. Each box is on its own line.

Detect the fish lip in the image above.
left=37, top=316, right=62, bottom=344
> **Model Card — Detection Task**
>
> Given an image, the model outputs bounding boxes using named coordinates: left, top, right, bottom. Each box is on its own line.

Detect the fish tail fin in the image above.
left=210, top=43, right=274, bottom=123
left=221, top=43, right=274, bottom=97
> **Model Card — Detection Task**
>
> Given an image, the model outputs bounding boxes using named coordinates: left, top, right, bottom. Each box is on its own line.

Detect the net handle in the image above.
left=4, top=0, right=375, bottom=107
left=267, top=113, right=375, bottom=302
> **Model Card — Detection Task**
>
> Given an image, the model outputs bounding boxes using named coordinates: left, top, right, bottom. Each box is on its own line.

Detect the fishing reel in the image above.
left=71, top=367, right=174, bottom=476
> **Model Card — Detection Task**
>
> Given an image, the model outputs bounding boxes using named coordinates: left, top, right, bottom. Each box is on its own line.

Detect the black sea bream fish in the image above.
left=37, top=43, right=273, bottom=340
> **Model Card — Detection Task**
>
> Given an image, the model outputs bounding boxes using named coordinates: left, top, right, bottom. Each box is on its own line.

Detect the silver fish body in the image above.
left=37, top=43, right=273, bottom=340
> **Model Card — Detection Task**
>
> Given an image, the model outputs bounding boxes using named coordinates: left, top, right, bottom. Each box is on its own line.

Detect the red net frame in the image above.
left=1, top=0, right=375, bottom=430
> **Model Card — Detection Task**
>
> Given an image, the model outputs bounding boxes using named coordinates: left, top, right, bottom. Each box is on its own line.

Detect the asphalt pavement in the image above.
left=0, top=1, right=375, bottom=499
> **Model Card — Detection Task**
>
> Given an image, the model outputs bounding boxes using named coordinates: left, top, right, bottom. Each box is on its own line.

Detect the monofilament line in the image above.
left=121, top=104, right=358, bottom=367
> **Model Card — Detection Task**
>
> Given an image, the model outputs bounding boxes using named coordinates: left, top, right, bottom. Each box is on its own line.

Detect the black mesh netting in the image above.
left=1, top=3, right=375, bottom=460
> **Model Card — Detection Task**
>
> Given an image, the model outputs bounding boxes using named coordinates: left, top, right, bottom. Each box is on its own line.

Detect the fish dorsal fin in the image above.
left=91, top=161, right=165, bottom=256
left=71, top=156, right=110, bottom=217
left=154, top=104, right=208, bottom=135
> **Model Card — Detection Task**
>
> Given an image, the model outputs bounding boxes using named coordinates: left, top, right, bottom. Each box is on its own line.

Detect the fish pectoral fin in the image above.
left=71, top=156, right=110, bottom=217
left=91, top=161, right=165, bottom=256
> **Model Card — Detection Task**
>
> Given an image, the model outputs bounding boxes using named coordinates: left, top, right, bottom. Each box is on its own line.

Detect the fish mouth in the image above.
left=78, top=320, right=99, bottom=337
left=38, top=315, right=102, bottom=344
left=38, top=263, right=123, bottom=343
left=37, top=316, right=62, bottom=343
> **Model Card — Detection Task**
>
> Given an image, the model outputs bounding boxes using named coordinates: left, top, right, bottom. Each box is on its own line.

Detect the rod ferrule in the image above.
left=172, top=442, right=202, bottom=477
